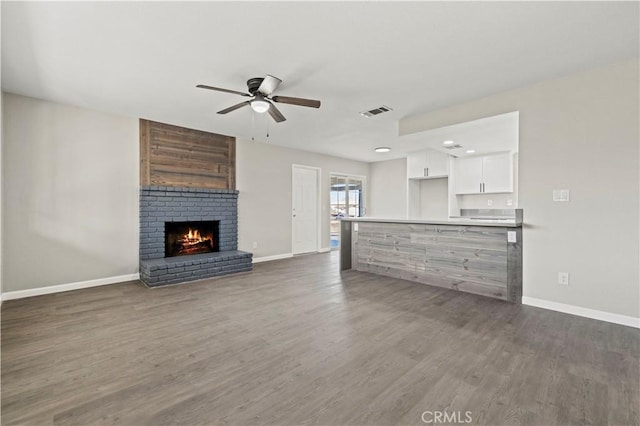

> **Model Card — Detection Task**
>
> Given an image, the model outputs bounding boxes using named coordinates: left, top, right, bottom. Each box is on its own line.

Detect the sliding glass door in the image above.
left=330, top=174, right=365, bottom=249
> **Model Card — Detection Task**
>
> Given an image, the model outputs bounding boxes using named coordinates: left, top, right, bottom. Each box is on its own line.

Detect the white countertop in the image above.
left=340, top=217, right=522, bottom=228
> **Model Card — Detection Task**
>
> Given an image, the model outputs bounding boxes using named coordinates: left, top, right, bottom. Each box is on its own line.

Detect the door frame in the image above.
left=329, top=172, right=367, bottom=250
left=330, top=172, right=367, bottom=215
left=291, top=164, right=322, bottom=254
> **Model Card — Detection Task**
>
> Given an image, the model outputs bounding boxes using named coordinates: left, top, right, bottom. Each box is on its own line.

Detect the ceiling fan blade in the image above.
left=257, top=75, right=282, bottom=96
left=268, top=102, right=286, bottom=123
left=272, top=95, right=321, bottom=109
left=217, top=101, right=251, bottom=114
left=197, top=84, right=251, bottom=97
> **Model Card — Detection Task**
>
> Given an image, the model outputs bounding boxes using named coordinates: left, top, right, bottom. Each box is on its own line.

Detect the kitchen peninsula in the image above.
left=339, top=212, right=523, bottom=303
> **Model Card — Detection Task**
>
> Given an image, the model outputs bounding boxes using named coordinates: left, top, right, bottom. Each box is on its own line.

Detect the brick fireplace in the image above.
left=138, top=120, right=252, bottom=287
left=139, top=186, right=252, bottom=287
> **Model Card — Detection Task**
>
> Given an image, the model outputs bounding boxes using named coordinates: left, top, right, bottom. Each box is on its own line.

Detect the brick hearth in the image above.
left=139, top=186, right=252, bottom=287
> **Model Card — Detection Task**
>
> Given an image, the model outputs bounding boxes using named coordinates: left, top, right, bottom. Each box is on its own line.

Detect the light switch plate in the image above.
left=507, top=231, right=517, bottom=243
left=354, top=223, right=358, bottom=232
left=553, top=189, right=570, bottom=202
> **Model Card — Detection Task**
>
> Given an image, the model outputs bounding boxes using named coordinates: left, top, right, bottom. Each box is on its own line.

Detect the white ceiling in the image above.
left=2, top=2, right=638, bottom=163
left=402, top=111, right=519, bottom=158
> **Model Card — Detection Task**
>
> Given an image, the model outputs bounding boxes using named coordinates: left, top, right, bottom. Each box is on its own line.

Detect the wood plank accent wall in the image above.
left=350, top=222, right=522, bottom=302
left=140, top=119, right=236, bottom=189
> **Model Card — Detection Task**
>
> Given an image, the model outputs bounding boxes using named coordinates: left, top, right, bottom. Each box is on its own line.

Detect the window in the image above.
left=330, top=174, right=365, bottom=249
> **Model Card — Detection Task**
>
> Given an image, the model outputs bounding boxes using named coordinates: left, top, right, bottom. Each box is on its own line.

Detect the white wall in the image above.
left=1, top=94, right=370, bottom=290
left=398, top=60, right=639, bottom=319
left=0, top=89, right=2, bottom=297
left=458, top=193, right=513, bottom=210
left=369, top=158, right=407, bottom=219
left=1, top=7, right=3, bottom=298
left=2, top=93, right=139, bottom=292
left=0, top=89, right=3, bottom=297
left=236, top=139, right=369, bottom=258
left=420, top=178, right=448, bottom=219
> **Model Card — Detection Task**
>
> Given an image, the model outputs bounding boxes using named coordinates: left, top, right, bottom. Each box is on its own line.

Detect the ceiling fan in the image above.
left=196, top=75, right=321, bottom=123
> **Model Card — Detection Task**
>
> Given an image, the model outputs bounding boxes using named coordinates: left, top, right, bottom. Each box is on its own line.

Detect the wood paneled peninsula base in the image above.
left=340, top=218, right=523, bottom=302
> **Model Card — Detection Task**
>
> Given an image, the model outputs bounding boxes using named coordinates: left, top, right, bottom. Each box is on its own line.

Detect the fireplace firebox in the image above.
left=165, top=221, right=219, bottom=258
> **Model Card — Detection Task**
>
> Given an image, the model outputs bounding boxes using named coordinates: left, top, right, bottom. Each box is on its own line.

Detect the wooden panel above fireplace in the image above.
left=140, top=119, right=236, bottom=189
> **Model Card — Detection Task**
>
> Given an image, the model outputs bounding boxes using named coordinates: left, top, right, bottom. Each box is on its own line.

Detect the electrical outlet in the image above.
left=487, top=199, right=493, bottom=207
left=507, top=199, right=513, bottom=206
left=558, top=272, right=569, bottom=286
left=252, top=242, right=258, bottom=249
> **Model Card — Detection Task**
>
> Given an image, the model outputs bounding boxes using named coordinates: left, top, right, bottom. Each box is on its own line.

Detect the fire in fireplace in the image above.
left=165, top=221, right=219, bottom=258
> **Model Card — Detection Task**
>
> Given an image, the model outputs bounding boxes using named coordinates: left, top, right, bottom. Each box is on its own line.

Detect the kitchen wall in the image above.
left=371, top=154, right=518, bottom=219
left=235, top=138, right=369, bottom=258
left=399, top=59, right=639, bottom=319
left=369, top=158, right=406, bottom=219
left=420, top=178, right=448, bottom=219
left=457, top=193, right=513, bottom=210
left=2, top=93, right=140, bottom=292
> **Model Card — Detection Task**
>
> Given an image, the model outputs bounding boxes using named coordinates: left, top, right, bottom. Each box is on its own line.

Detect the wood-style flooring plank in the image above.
left=1, top=252, right=638, bottom=425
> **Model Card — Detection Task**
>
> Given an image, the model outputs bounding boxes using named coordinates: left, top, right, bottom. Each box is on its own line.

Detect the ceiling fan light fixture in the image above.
left=250, top=98, right=270, bottom=113
left=197, top=75, right=320, bottom=123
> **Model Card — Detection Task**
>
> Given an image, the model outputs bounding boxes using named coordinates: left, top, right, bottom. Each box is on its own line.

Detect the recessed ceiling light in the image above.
left=374, top=147, right=391, bottom=153
left=466, top=149, right=476, bottom=154
left=443, top=140, right=454, bottom=145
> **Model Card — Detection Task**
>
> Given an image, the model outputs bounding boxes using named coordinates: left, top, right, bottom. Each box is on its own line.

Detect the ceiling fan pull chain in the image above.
left=251, top=111, right=255, bottom=141
left=266, top=119, right=270, bottom=140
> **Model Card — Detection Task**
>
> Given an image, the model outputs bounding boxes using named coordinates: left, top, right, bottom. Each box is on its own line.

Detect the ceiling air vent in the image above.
left=444, top=144, right=463, bottom=150
left=360, top=105, right=393, bottom=118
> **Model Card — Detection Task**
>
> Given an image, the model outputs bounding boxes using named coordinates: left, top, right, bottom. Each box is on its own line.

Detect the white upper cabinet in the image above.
left=454, top=152, right=513, bottom=194
left=407, top=151, right=428, bottom=178
left=482, top=153, right=513, bottom=193
left=427, top=150, right=449, bottom=177
left=407, top=149, right=449, bottom=179
left=455, top=156, right=484, bottom=194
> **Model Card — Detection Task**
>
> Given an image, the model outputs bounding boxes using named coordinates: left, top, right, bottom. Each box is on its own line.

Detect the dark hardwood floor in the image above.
left=1, top=251, right=638, bottom=425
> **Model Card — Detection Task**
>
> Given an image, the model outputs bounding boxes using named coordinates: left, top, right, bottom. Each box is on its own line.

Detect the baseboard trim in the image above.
left=252, top=253, right=294, bottom=263
left=522, top=296, right=640, bottom=329
left=1, top=273, right=140, bottom=301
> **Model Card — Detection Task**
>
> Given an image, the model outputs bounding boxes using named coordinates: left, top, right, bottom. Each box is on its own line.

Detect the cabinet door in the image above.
left=426, top=150, right=449, bottom=177
left=483, top=153, right=513, bottom=193
left=455, top=157, right=483, bottom=194
left=407, top=151, right=428, bottom=178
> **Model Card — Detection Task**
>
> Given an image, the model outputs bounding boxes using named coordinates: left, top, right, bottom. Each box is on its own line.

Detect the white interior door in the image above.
left=292, top=165, right=319, bottom=254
